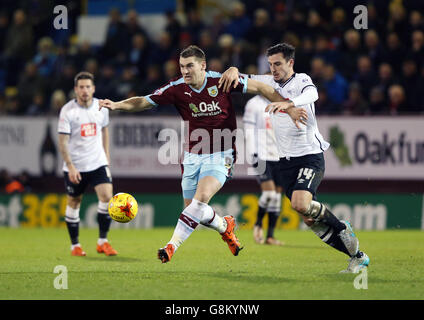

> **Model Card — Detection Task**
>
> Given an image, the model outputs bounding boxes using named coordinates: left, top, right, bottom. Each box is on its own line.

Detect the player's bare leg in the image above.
left=66, top=195, right=86, bottom=256
left=94, top=183, right=117, bottom=256
left=292, top=190, right=369, bottom=272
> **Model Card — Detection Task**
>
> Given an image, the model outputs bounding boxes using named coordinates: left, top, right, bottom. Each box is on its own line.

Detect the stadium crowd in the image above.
left=0, top=0, right=423, bottom=116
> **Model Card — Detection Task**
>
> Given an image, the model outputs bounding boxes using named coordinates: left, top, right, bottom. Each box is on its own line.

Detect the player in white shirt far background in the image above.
left=243, top=94, right=284, bottom=246
left=58, top=72, right=117, bottom=257
left=220, top=43, right=369, bottom=273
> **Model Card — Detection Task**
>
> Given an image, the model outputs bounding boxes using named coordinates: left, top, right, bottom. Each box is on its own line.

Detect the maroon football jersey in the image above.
left=146, top=71, right=247, bottom=154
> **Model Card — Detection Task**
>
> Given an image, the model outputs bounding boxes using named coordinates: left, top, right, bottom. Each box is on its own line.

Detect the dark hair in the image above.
left=266, top=43, right=295, bottom=61
left=180, top=45, right=206, bottom=61
left=74, top=71, right=95, bottom=86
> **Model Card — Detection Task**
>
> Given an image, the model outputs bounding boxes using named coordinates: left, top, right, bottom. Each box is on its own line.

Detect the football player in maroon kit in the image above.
left=99, top=45, right=307, bottom=263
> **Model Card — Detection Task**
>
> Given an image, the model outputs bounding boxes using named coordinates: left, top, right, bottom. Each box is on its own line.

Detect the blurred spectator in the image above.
left=185, top=9, right=205, bottom=44
left=141, top=65, right=163, bottom=94
left=353, top=55, right=378, bottom=99
left=208, top=58, right=224, bottom=73
left=385, top=32, right=407, bottom=74
left=323, top=63, right=348, bottom=105
left=305, top=10, right=328, bottom=41
left=400, top=59, right=422, bottom=111
left=387, top=3, right=409, bottom=40
left=149, top=31, right=175, bottom=65
left=72, top=41, right=96, bottom=71
left=314, top=35, right=339, bottom=66
left=164, top=11, right=182, bottom=48
left=369, top=86, right=387, bottom=114
left=163, top=59, right=179, bottom=79
left=52, top=63, right=76, bottom=97
left=0, top=11, right=9, bottom=53
left=223, top=1, right=251, bottom=40
left=115, top=66, right=137, bottom=101
left=125, top=9, right=150, bottom=46
left=48, top=89, right=66, bottom=115
left=339, top=29, right=363, bottom=80
left=199, top=30, right=220, bottom=60
left=310, top=57, right=326, bottom=88
left=295, top=37, right=314, bottom=73
left=208, top=12, right=225, bottom=42
left=101, top=8, right=128, bottom=60
left=3, top=9, right=34, bottom=85
left=84, top=59, right=99, bottom=79
left=377, top=63, right=397, bottom=99
left=17, top=62, right=45, bottom=113
left=364, top=29, right=386, bottom=69
left=410, top=30, right=424, bottom=69
left=342, top=83, right=369, bottom=115
left=408, top=10, right=424, bottom=33
left=26, top=92, right=46, bottom=116
left=246, top=8, right=272, bottom=46
left=33, top=37, right=57, bottom=78
left=127, top=33, right=150, bottom=77
left=315, top=86, right=340, bottom=115
left=96, top=64, right=118, bottom=100
left=388, top=84, right=407, bottom=114
left=328, top=7, right=349, bottom=49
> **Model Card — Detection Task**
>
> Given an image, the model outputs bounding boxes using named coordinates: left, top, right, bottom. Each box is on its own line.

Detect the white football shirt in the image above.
left=250, top=73, right=330, bottom=158
left=58, top=98, right=109, bottom=172
left=243, top=95, right=279, bottom=161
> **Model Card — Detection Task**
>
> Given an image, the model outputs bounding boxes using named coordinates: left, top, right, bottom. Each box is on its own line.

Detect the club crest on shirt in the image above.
left=207, top=85, right=218, bottom=97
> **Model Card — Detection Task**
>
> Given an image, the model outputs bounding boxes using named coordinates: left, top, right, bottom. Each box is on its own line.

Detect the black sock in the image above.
left=266, top=211, right=279, bottom=239
left=97, top=213, right=112, bottom=239
left=255, top=206, right=267, bottom=227
left=66, top=221, right=79, bottom=245
left=311, top=223, right=350, bottom=256
left=320, top=207, right=346, bottom=233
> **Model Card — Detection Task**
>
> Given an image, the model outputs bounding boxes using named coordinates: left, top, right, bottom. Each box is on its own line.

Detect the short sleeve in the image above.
left=58, top=107, right=71, bottom=134
left=297, top=73, right=316, bottom=95
left=146, top=81, right=177, bottom=106
left=231, top=75, right=249, bottom=94
left=102, top=108, right=109, bottom=127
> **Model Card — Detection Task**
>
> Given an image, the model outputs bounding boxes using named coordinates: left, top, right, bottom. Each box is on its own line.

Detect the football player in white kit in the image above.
left=243, top=94, right=284, bottom=245
left=58, top=72, right=117, bottom=257
left=220, top=43, right=369, bottom=273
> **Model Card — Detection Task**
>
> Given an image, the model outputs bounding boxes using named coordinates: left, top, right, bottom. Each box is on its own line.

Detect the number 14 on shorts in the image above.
left=297, top=168, right=315, bottom=185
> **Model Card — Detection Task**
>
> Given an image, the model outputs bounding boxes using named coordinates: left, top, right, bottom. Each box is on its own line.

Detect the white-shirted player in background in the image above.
left=243, top=94, right=284, bottom=245
left=220, top=43, right=369, bottom=273
left=58, top=72, right=117, bottom=257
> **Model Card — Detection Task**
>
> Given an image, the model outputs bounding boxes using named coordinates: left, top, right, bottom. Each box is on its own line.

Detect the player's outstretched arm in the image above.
left=247, top=78, right=308, bottom=128
left=99, top=96, right=153, bottom=112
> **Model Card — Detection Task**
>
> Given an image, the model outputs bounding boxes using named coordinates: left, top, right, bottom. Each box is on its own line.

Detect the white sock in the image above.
left=71, top=243, right=81, bottom=250
left=168, top=208, right=200, bottom=251
left=97, top=238, right=108, bottom=245
left=189, top=199, right=227, bottom=233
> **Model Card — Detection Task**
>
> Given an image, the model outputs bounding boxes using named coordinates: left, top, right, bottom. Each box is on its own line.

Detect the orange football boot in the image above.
left=220, top=216, right=243, bottom=256
left=97, top=242, right=118, bottom=256
left=158, top=243, right=175, bottom=263
left=71, top=246, right=86, bottom=256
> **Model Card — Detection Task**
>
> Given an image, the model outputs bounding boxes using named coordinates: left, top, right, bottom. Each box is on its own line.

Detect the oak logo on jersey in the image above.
left=81, top=123, right=96, bottom=137
left=189, top=101, right=222, bottom=117
left=207, top=85, right=218, bottom=97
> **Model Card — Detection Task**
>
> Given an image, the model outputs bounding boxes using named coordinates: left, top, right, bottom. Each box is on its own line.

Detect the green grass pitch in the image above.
left=0, top=227, right=423, bottom=300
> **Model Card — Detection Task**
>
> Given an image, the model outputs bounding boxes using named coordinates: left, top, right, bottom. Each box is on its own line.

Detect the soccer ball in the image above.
left=108, top=193, right=138, bottom=223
